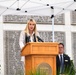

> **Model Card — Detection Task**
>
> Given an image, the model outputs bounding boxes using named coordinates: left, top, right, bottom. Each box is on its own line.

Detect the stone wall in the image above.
left=4, top=31, right=23, bottom=75
left=71, top=11, right=76, bottom=25
left=72, top=32, right=76, bottom=68
left=3, top=14, right=64, bottom=25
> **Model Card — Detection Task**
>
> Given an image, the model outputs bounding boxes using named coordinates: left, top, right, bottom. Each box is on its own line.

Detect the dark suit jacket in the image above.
left=56, top=54, right=71, bottom=74
left=25, top=33, right=43, bottom=43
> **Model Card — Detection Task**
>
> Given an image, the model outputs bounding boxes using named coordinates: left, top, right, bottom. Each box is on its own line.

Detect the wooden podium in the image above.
left=21, top=42, right=58, bottom=75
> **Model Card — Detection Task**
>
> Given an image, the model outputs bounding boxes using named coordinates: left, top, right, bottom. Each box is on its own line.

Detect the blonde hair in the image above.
left=24, top=19, right=38, bottom=34
left=24, top=19, right=38, bottom=42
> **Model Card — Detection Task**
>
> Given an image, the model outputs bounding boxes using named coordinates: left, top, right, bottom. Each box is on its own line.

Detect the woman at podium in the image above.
left=19, top=18, right=43, bottom=61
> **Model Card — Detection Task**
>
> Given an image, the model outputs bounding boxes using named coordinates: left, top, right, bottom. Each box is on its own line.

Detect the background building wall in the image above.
left=0, top=11, right=76, bottom=75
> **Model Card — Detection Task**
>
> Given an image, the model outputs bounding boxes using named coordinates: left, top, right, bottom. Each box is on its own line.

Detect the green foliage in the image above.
left=17, top=60, right=76, bottom=75
left=57, top=60, right=76, bottom=75
left=28, top=69, right=47, bottom=75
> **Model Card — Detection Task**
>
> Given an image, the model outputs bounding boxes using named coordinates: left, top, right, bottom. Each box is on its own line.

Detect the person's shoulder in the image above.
left=56, top=55, right=58, bottom=58
left=21, top=30, right=25, bottom=32
left=64, top=54, right=70, bottom=58
left=20, top=30, right=27, bottom=36
left=36, top=32, right=40, bottom=36
left=21, top=30, right=26, bottom=34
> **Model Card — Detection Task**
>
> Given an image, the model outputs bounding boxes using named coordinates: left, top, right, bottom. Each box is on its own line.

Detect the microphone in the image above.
left=37, top=36, right=44, bottom=42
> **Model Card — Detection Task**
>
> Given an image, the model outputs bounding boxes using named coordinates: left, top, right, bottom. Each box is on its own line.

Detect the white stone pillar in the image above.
left=0, top=16, right=4, bottom=75
left=65, top=11, right=72, bottom=60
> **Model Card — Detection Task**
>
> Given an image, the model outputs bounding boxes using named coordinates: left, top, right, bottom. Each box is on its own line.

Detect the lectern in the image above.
left=21, top=42, right=58, bottom=75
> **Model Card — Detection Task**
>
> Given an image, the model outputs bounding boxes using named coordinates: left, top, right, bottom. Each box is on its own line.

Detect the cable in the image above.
left=20, top=0, right=30, bottom=9
left=20, top=0, right=47, bottom=10
left=24, top=6, right=50, bottom=13
left=29, top=0, right=46, bottom=6
left=0, top=7, right=8, bottom=16
left=50, top=1, right=73, bottom=5
left=0, top=0, right=17, bottom=15
left=54, top=1, right=75, bottom=17
left=22, top=0, right=73, bottom=6
left=65, top=1, right=74, bottom=8
left=8, top=0, right=17, bottom=8
left=0, top=0, right=76, bottom=16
